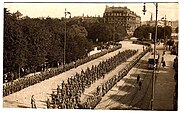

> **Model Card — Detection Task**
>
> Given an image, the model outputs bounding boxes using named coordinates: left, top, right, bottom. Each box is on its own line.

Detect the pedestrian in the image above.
left=138, top=80, right=142, bottom=90
left=161, top=56, right=164, bottom=63
left=137, top=75, right=140, bottom=83
left=46, top=98, right=51, bottom=109
left=162, top=60, right=166, bottom=67
left=143, top=46, right=144, bottom=51
left=31, top=95, right=36, bottom=108
left=163, top=50, right=166, bottom=55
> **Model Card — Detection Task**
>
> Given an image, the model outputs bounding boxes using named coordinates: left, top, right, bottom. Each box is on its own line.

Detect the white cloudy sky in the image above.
left=4, top=2, right=179, bottom=21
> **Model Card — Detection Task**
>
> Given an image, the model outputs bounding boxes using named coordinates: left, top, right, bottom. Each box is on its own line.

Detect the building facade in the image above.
left=103, top=5, right=141, bottom=35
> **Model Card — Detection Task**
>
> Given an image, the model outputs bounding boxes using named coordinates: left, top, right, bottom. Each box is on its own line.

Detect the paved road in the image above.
left=95, top=49, right=152, bottom=110
left=95, top=43, right=176, bottom=110
left=3, top=41, right=144, bottom=108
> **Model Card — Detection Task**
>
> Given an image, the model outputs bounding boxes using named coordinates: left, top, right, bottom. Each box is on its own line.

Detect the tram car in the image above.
left=148, top=54, right=159, bottom=70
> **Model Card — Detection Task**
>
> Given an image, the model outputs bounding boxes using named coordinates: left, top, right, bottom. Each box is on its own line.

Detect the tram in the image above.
left=148, top=53, right=159, bottom=70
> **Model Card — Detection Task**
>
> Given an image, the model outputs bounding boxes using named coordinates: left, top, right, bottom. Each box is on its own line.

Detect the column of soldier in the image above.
left=48, top=49, right=138, bottom=109
left=82, top=74, right=119, bottom=109
left=82, top=48, right=149, bottom=109
left=3, top=45, right=122, bottom=97
left=3, top=68, right=58, bottom=97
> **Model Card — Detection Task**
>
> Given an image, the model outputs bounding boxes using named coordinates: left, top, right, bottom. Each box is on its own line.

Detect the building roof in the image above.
left=104, top=5, right=140, bottom=18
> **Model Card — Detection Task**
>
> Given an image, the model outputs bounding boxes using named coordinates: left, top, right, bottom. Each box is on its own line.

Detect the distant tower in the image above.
left=149, top=13, right=153, bottom=25
left=82, top=13, right=84, bottom=22
left=150, top=13, right=153, bottom=21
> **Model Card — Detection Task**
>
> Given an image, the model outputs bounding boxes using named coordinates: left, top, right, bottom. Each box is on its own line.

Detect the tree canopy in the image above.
left=4, top=8, right=127, bottom=77
left=133, top=25, right=172, bottom=41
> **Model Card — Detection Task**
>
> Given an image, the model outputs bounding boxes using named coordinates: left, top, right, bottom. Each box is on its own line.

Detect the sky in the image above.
left=4, top=2, right=179, bottom=22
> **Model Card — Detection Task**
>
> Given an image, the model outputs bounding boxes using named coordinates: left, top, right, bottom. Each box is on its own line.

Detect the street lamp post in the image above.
left=113, top=17, right=115, bottom=45
left=143, top=3, right=158, bottom=110
left=64, top=8, right=71, bottom=65
left=152, top=3, right=158, bottom=110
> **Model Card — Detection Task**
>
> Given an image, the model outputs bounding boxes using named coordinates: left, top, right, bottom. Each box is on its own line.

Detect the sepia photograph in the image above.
left=2, top=0, right=179, bottom=111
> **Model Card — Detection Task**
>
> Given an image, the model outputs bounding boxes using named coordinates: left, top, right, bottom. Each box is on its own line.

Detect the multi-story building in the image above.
left=103, top=5, right=141, bottom=35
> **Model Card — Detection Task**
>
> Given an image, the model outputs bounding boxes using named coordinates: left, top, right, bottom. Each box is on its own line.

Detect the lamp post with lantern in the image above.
left=64, top=8, right=71, bottom=65
left=143, top=2, right=158, bottom=110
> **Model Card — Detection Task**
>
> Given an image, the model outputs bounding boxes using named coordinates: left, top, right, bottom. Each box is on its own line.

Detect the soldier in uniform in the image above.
left=46, top=98, right=51, bottom=108
left=96, top=86, right=100, bottom=95
left=31, top=95, right=36, bottom=108
left=51, top=91, right=56, bottom=104
left=74, top=103, right=79, bottom=109
left=61, top=81, right=65, bottom=89
left=57, top=85, right=60, bottom=94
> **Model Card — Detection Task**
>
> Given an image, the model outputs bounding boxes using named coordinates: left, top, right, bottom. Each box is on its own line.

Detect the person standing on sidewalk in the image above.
left=31, top=95, right=36, bottom=108
left=162, top=60, right=166, bottom=68
left=163, top=50, right=166, bottom=55
left=137, top=75, right=140, bottom=83
left=162, top=55, right=164, bottom=63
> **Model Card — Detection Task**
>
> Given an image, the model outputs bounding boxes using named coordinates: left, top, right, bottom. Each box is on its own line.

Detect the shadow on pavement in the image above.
left=104, top=72, right=152, bottom=110
left=4, top=99, right=22, bottom=105
left=3, top=99, right=30, bottom=108
left=17, top=105, right=29, bottom=108
left=117, top=84, right=136, bottom=93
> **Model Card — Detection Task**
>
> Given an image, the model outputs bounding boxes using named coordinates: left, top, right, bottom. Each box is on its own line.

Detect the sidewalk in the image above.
left=153, top=51, right=176, bottom=110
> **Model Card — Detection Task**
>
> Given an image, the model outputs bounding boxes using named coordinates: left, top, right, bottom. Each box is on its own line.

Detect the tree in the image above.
left=175, top=27, right=178, bottom=33
left=164, top=26, right=172, bottom=39
left=44, top=18, right=64, bottom=67
left=12, top=10, right=23, bottom=19
left=134, top=25, right=172, bottom=41
left=66, top=24, right=92, bottom=62
left=4, top=8, right=27, bottom=78
left=86, top=23, right=113, bottom=43
left=21, top=18, right=50, bottom=72
left=114, top=24, right=127, bottom=41
left=133, top=26, right=145, bottom=39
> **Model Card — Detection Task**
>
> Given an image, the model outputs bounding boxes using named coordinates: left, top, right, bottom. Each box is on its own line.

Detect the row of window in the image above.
left=105, top=17, right=127, bottom=21
left=104, top=12, right=140, bottom=18
left=105, top=17, right=139, bottom=22
left=104, top=12, right=127, bottom=16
